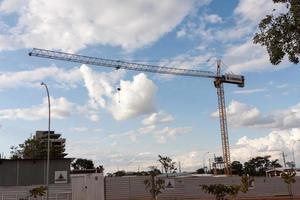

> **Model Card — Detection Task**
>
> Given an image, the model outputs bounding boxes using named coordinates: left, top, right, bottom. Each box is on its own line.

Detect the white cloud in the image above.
left=108, top=124, right=191, bottom=144
left=213, top=0, right=290, bottom=73
left=215, top=0, right=286, bottom=42
left=67, top=141, right=158, bottom=172
left=80, top=64, right=124, bottom=108
left=109, top=130, right=138, bottom=143
left=0, top=66, right=81, bottom=90
left=0, top=96, right=74, bottom=120
left=0, top=0, right=210, bottom=52
left=138, top=125, right=156, bottom=134
left=232, top=129, right=300, bottom=165
left=234, top=0, right=287, bottom=24
left=211, top=100, right=300, bottom=129
left=204, top=14, right=222, bottom=24
left=109, top=73, right=157, bottom=120
left=0, top=65, right=158, bottom=121
left=157, top=53, right=215, bottom=80
left=142, top=111, right=174, bottom=126
left=0, top=0, right=27, bottom=14
left=70, top=127, right=102, bottom=133
left=67, top=128, right=300, bottom=173
left=153, top=126, right=191, bottom=144
left=222, top=41, right=271, bottom=74
left=233, top=88, right=267, bottom=95
left=277, top=84, right=289, bottom=89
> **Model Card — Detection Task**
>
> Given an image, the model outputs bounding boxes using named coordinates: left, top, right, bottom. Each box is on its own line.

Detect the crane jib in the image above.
left=29, top=48, right=224, bottom=80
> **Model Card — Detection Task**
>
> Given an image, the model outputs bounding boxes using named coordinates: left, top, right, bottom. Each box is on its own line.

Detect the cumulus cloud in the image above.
left=142, top=111, right=174, bottom=126
left=80, top=65, right=158, bottom=121
left=80, top=64, right=124, bottom=108
left=204, top=14, right=222, bottom=24
left=232, top=129, right=300, bottom=164
left=0, top=96, right=74, bottom=120
left=211, top=100, right=300, bottom=129
left=0, top=0, right=210, bottom=52
left=234, top=0, right=287, bottom=24
left=67, top=139, right=158, bottom=172
left=222, top=40, right=288, bottom=74
left=109, top=124, right=191, bottom=144
left=153, top=126, right=191, bottom=144
left=109, top=73, right=157, bottom=120
left=0, top=65, right=159, bottom=121
left=67, top=128, right=300, bottom=173
left=0, top=66, right=81, bottom=90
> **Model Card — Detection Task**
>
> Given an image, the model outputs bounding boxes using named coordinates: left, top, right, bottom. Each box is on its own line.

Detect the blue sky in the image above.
left=0, top=0, right=300, bottom=172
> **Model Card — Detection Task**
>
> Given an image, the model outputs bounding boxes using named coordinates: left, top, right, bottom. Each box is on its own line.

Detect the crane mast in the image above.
left=29, top=48, right=245, bottom=175
left=214, top=60, right=231, bottom=175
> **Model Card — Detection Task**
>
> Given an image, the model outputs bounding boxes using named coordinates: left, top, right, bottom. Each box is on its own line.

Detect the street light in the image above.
left=292, top=140, right=300, bottom=169
left=41, top=82, right=50, bottom=200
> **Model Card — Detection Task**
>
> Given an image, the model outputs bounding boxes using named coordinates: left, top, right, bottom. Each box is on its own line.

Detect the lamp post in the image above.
left=292, top=140, right=300, bottom=169
left=41, top=82, right=50, bottom=200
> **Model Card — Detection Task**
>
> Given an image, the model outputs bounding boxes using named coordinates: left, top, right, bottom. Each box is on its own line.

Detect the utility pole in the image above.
left=282, top=151, right=287, bottom=167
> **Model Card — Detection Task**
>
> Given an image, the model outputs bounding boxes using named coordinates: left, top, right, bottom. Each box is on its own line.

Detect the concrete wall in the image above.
left=0, top=159, right=71, bottom=186
left=105, top=175, right=300, bottom=200
left=0, top=184, right=71, bottom=200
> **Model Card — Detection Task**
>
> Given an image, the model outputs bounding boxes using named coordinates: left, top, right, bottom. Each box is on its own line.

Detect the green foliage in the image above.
left=72, top=158, right=94, bottom=170
left=196, top=168, right=205, bottom=174
left=231, top=161, right=243, bottom=176
left=281, top=170, right=296, bottom=198
left=243, top=155, right=281, bottom=176
left=29, top=186, right=47, bottom=198
left=240, top=175, right=254, bottom=193
left=10, top=146, right=22, bottom=159
left=19, top=186, right=46, bottom=200
left=10, top=137, right=66, bottom=159
left=96, top=165, right=104, bottom=173
left=144, top=166, right=165, bottom=200
left=253, top=0, right=300, bottom=65
left=201, top=184, right=241, bottom=200
left=158, top=155, right=177, bottom=176
left=113, top=170, right=126, bottom=177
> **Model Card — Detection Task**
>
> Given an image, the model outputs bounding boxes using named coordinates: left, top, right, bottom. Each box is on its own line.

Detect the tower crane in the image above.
left=29, top=48, right=245, bottom=175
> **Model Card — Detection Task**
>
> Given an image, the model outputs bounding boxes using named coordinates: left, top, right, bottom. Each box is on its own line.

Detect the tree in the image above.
left=19, top=186, right=46, bottom=200
left=243, top=156, right=281, bottom=176
left=144, top=166, right=164, bottom=200
left=231, top=161, right=243, bottom=176
left=72, top=158, right=94, bottom=170
left=96, top=165, right=104, bottom=173
left=240, top=175, right=254, bottom=193
left=158, top=155, right=177, bottom=177
left=201, top=184, right=240, bottom=200
left=10, top=137, right=66, bottom=159
left=281, top=170, right=296, bottom=199
left=286, top=161, right=295, bottom=168
left=253, top=0, right=300, bottom=65
left=196, top=168, right=205, bottom=174
left=10, top=146, right=22, bottom=159
left=113, top=170, right=126, bottom=177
